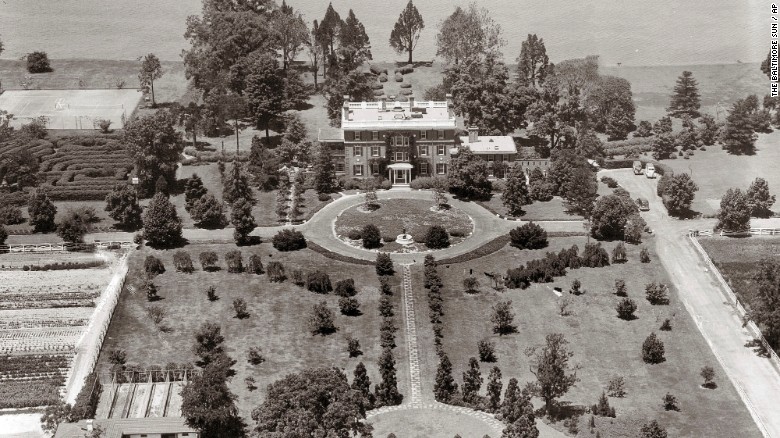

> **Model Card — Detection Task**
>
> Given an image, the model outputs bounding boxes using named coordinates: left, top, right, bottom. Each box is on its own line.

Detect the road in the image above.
left=605, top=169, right=780, bottom=438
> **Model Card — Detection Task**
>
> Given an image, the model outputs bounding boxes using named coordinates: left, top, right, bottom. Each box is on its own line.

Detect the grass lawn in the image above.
left=655, top=130, right=780, bottom=216
left=96, top=243, right=408, bottom=421
left=412, top=237, right=760, bottom=437
left=371, top=408, right=496, bottom=438
left=335, top=199, right=473, bottom=242
left=478, top=196, right=584, bottom=222
left=4, top=200, right=114, bottom=234
left=698, top=237, right=780, bottom=317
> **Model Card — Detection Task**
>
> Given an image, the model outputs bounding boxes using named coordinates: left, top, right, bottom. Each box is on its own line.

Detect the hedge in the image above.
left=438, top=235, right=510, bottom=265
left=307, top=241, right=375, bottom=266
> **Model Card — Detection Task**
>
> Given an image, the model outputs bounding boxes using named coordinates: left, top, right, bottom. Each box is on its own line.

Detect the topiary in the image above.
left=362, top=224, right=381, bottom=249
left=425, top=225, right=450, bottom=249
left=509, top=222, right=548, bottom=250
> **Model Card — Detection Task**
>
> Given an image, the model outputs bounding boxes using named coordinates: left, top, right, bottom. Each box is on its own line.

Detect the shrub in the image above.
left=233, top=298, right=248, bottom=318
left=308, top=301, right=337, bottom=335
left=700, top=366, right=716, bottom=388
left=607, top=376, right=626, bottom=397
left=616, top=298, right=638, bottom=320
left=97, top=119, right=112, bottom=133
left=662, top=393, right=679, bottom=411
left=614, top=279, right=627, bottom=296
left=145, top=279, right=159, bottom=301
left=425, top=225, right=450, bottom=249
left=173, top=251, right=194, bottom=273
left=306, top=271, right=332, bottom=293
left=376, top=253, right=394, bottom=276
left=272, top=229, right=307, bottom=251
left=291, top=269, right=305, bottom=287
left=591, top=392, right=616, bottom=417
left=569, top=279, right=583, bottom=295
left=639, top=247, right=651, bottom=263
left=394, top=72, right=403, bottom=82
left=346, top=335, right=362, bottom=357
left=382, top=234, right=396, bottom=243
left=640, top=420, right=668, bottom=438
left=334, top=278, right=357, bottom=297
left=361, top=224, right=382, bottom=249
left=109, top=349, right=127, bottom=365
left=478, top=339, right=496, bottom=362
left=509, top=222, right=548, bottom=249
left=645, top=282, right=669, bottom=305
left=642, top=332, right=665, bottom=364
left=27, top=51, right=52, bottom=73
left=225, top=250, right=243, bottom=273
left=347, top=228, right=362, bottom=240
left=463, top=277, right=480, bottom=294
left=144, top=256, right=167, bottom=277
left=611, top=242, right=627, bottom=263
left=71, top=372, right=101, bottom=420
left=0, top=206, right=24, bottom=225
left=247, top=255, right=264, bottom=274
left=146, top=305, right=165, bottom=324
left=267, top=261, right=286, bottom=282
left=582, top=242, right=610, bottom=267
left=491, top=300, right=517, bottom=335
left=659, top=318, right=672, bottom=331
left=339, top=297, right=360, bottom=316
left=248, top=347, right=265, bottom=365
left=379, top=294, right=394, bottom=317
left=199, top=251, right=219, bottom=271
left=600, top=176, right=618, bottom=188
left=206, top=286, right=218, bottom=301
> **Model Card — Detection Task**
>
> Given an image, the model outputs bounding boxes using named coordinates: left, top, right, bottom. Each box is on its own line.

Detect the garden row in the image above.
left=0, top=353, right=71, bottom=380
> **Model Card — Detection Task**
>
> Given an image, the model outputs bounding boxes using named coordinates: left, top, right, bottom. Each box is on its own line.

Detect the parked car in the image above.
left=645, top=163, right=656, bottom=178
left=636, top=197, right=650, bottom=211
left=632, top=160, right=643, bottom=175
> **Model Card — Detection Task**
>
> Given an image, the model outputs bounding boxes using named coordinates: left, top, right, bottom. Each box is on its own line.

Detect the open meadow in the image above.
left=412, top=237, right=761, bottom=437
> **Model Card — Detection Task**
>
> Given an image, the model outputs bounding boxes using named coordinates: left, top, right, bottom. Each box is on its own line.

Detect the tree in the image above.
left=376, top=252, right=395, bottom=276
left=193, top=322, right=225, bottom=366
left=352, top=362, right=375, bottom=409
left=339, top=9, right=372, bottom=71
left=223, top=162, right=255, bottom=206
left=751, top=259, right=780, bottom=348
left=486, top=366, right=503, bottom=412
left=651, top=133, right=676, bottom=160
left=252, top=367, right=372, bottom=437
left=27, top=51, right=52, bottom=73
left=40, top=401, right=72, bottom=434
left=272, top=229, right=306, bottom=251
left=562, top=168, right=598, bottom=218
left=375, top=347, right=403, bottom=406
left=228, top=197, right=256, bottom=245
left=308, top=301, right=337, bottom=335
left=667, top=71, right=701, bottom=118
left=244, top=55, right=286, bottom=138
left=645, top=282, right=669, bottom=305
left=434, top=353, right=458, bottom=402
left=462, top=357, right=483, bottom=405
left=525, top=333, right=579, bottom=413
left=721, top=98, right=758, bottom=155
left=436, top=6, right=485, bottom=65
left=142, top=192, right=183, bottom=247
left=517, top=34, right=549, bottom=88
left=362, top=224, right=381, bottom=249
left=642, top=332, right=666, bottom=364
left=307, top=20, right=325, bottom=90
left=425, top=225, right=450, bottom=249
left=28, top=189, right=57, bottom=233
left=316, top=3, right=344, bottom=78
left=717, top=188, right=750, bottom=232
left=313, top=144, right=337, bottom=194
left=590, top=194, right=638, bottom=241
left=653, top=116, right=673, bottom=135
left=389, top=0, right=425, bottom=64
left=57, top=210, right=89, bottom=244
left=640, top=420, right=668, bottom=438
left=662, top=173, right=698, bottom=216
left=181, top=352, right=243, bottom=438
left=525, top=82, right=584, bottom=155
left=634, top=120, right=653, bottom=137
left=502, top=165, right=532, bottom=216
left=138, top=53, right=163, bottom=107
left=123, top=111, right=183, bottom=196
left=448, top=147, right=492, bottom=200
left=105, top=184, right=143, bottom=230
left=324, top=70, right=373, bottom=127
left=491, top=300, right=517, bottom=335
left=184, top=174, right=208, bottom=212
left=274, top=1, right=310, bottom=70
left=509, top=222, right=548, bottom=249
left=190, top=194, right=226, bottom=229
left=616, top=298, right=638, bottom=320
left=575, top=129, right=605, bottom=160
left=747, top=177, right=776, bottom=217
left=479, top=339, right=497, bottom=362
left=0, top=224, right=6, bottom=246
left=586, top=76, right=636, bottom=137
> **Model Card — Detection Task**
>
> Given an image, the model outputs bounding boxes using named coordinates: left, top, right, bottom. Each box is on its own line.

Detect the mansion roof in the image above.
left=342, top=100, right=456, bottom=130
left=459, top=135, right=517, bottom=154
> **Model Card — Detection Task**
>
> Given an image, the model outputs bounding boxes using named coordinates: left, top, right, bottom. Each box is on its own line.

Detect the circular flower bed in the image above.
left=335, top=199, right=474, bottom=253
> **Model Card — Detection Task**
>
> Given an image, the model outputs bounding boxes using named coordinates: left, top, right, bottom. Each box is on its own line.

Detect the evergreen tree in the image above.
left=0, top=224, right=6, bottom=246
left=517, top=34, right=549, bottom=88
left=105, top=184, right=143, bottom=230
left=190, top=194, right=226, bottom=229
left=184, top=174, right=208, bottom=212
left=562, top=168, right=598, bottom=218
left=502, top=165, right=532, bottom=216
left=667, top=71, right=701, bottom=118
left=746, top=177, right=776, bottom=217
left=231, top=197, right=257, bottom=245
left=314, top=145, right=336, bottom=194
left=339, top=10, right=372, bottom=71
left=721, top=98, right=758, bottom=155
left=316, top=3, right=344, bottom=78
left=653, top=116, right=673, bottom=135
left=434, top=353, right=458, bottom=402
left=500, top=381, right=538, bottom=438
left=375, top=347, right=403, bottom=406
left=138, top=53, right=164, bottom=107
left=526, top=333, right=579, bottom=413
left=244, top=54, right=286, bottom=138
left=462, top=357, right=483, bottom=405
left=181, top=352, right=244, bottom=438
left=486, top=366, right=503, bottom=412
left=717, top=188, right=750, bottom=232
left=389, top=0, right=425, bottom=64
left=651, top=133, right=676, bottom=160
left=448, top=147, right=492, bottom=200
left=223, top=162, right=255, bottom=206
left=28, top=189, right=57, bottom=233
left=640, top=420, right=668, bottom=438
left=352, top=362, right=375, bottom=409
left=142, top=192, right=182, bottom=247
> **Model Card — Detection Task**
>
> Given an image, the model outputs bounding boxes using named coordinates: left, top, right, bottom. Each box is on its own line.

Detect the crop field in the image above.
left=0, top=255, right=115, bottom=408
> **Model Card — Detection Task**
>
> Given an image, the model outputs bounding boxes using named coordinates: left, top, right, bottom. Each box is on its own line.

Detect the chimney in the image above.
left=409, top=94, right=414, bottom=109
left=86, top=420, right=94, bottom=432
left=468, top=126, right=479, bottom=143
left=380, top=97, right=386, bottom=111
left=342, top=95, right=350, bottom=122
left=445, top=93, right=453, bottom=117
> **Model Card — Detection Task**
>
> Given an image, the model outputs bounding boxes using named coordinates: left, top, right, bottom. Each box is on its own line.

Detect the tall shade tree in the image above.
left=661, top=172, right=698, bottom=216
left=244, top=54, right=286, bottom=138
left=747, top=177, right=776, bottom=218
left=324, top=69, right=373, bottom=127
left=57, top=210, right=88, bottom=244
left=389, top=0, right=425, bottom=64
left=716, top=188, right=751, bottom=232
left=181, top=353, right=244, bottom=438
left=502, top=164, right=532, bottom=216
left=554, top=55, right=599, bottom=96
left=123, top=111, right=183, bottom=197
left=585, top=75, right=636, bottom=139
left=667, top=71, right=701, bottom=118
left=307, top=20, right=324, bottom=89
left=517, top=34, right=549, bottom=88
left=273, top=1, right=309, bottom=70
left=436, top=6, right=484, bottom=65
left=104, top=184, right=143, bottom=230
left=525, top=78, right=586, bottom=156
left=142, top=192, right=183, bottom=247
left=316, top=3, right=344, bottom=77
left=721, top=97, right=758, bottom=155
left=339, top=10, right=372, bottom=72
left=751, top=259, right=780, bottom=349
left=138, top=53, right=163, bottom=107
left=525, top=333, right=579, bottom=414
left=447, top=147, right=492, bottom=201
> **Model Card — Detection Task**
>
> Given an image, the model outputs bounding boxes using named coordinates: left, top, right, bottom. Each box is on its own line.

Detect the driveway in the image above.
left=605, top=169, right=780, bottom=437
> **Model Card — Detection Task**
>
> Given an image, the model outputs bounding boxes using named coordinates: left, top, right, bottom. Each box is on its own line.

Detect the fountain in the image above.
left=396, top=227, right=414, bottom=245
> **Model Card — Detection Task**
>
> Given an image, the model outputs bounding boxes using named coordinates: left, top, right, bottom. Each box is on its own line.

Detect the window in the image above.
left=420, top=130, right=427, bottom=140
left=437, top=130, right=445, bottom=140
left=371, top=146, right=381, bottom=157
left=372, top=131, right=379, bottom=141
left=371, top=163, right=379, bottom=175
left=420, top=162, right=429, bottom=175
left=351, top=131, right=359, bottom=141
left=394, top=135, right=403, bottom=146
left=394, top=152, right=408, bottom=162
left=353, top=146, right=362, bottom=157
left=437, top=145, right=446, bottom=156
left=353, top=165, right=363, bottom=176
left=436, top=163, right=447, bottom=175
left=335, top=161, right=345, bottom=172
left=419, top=145, right=428, bottom=156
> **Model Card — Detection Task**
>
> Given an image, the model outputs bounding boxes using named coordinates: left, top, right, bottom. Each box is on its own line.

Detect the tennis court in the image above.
left=0, top=89, right=143, bottom=129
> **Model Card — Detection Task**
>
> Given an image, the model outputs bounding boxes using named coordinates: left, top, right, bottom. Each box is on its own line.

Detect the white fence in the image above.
left=688, top=228, right=780, bottom=238
left=688, top=235, right=780, bottom=366
left=0, top=241, right=134, bottom=253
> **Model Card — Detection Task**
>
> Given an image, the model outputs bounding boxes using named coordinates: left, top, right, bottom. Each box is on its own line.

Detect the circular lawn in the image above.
left=334, top=198, right=474, bottom=253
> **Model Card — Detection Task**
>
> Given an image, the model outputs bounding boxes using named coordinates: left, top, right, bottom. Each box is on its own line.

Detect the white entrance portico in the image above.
left=387, top=162, right=413, bottom=185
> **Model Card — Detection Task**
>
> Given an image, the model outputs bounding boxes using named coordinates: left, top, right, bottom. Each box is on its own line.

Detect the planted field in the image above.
left=97, top=244, right=408, bottom=419
left=412, top=237, right=760, bottom=437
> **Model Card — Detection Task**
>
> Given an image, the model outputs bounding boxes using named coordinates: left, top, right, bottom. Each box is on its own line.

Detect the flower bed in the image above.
left=0, top=379, right=64, bottom=408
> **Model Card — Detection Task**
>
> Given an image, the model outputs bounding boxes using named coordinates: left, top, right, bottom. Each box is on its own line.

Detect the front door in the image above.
left=395, top=169, right=407, bottom=184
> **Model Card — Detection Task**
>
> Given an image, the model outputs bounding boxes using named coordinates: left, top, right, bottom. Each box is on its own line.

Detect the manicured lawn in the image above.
left=657, top=130, right=780, bottom=216
left=698, top=237, right=780, bottom=316
left=335, top=199, right=473, bottom=242
left=412, top=237, right=760, bottom=437
left=371, top=408, right=497, bottom=438
left=478, top=196, right=584, bottom=221
left=96, top=243, right=408, bottom=420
